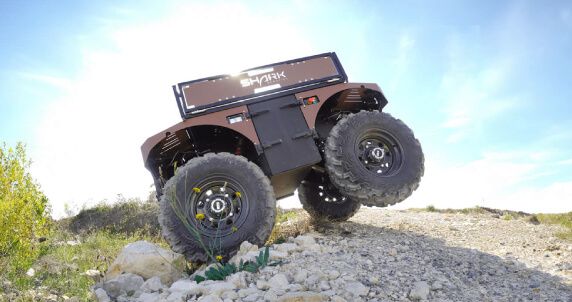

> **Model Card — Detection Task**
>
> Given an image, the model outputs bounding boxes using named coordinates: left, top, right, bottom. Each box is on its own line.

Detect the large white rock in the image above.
left=105, top=241, right=185, bottom=286
left=102, top=273, right=144, bottom=298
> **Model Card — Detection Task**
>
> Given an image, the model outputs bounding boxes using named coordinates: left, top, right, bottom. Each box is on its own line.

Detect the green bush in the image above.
left=0, top=142, right=50, bottom=272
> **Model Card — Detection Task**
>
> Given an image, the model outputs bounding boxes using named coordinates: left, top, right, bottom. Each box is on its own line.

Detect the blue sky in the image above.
left=1, top=0, right=571, bottom=216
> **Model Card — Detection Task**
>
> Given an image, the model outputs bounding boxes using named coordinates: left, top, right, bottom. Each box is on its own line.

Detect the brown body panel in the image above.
left=141, top=105, right=257, bottom=165
left=296, top=82, right=383, bottom=130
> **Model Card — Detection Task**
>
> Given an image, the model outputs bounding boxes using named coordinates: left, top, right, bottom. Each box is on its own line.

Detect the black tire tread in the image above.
left=325, top=110, right=424, bottom=207
left=158, top=152, right=276, bottom=262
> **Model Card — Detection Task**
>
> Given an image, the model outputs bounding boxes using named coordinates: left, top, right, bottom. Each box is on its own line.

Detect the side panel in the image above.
left=247, top=95, right=322, bottom=175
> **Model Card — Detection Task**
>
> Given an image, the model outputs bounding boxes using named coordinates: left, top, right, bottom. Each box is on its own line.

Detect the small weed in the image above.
left=425, top=205, right=437, bottom=212
left=502, top=214, right=514, bottom=221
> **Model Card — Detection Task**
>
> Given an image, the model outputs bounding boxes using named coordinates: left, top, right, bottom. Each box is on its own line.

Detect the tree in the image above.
left=0, top=142, right=50, bottom=271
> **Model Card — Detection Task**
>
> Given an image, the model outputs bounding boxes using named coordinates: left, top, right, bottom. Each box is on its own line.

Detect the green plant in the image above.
left=426, top=205, right=436, bottom=212
left=193, top=246, right=278, bottom=283
left=0, top=142, right=51, bottom=275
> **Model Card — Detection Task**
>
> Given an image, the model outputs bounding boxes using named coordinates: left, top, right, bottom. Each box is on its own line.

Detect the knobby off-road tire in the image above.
left=298, top=170, right=360, bottom=222
left=325, top=110, right=424, bottom=207
left=159, top=153, right=276, bottom=262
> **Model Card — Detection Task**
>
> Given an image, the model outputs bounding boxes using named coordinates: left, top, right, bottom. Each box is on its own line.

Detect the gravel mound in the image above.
left=95, top=208, right=572, bottom=301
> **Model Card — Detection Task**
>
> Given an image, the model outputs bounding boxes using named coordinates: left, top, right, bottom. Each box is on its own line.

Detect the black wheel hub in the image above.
left=356, top=130, right=403, bottom=176
left=189, top=177, right=248, bottom=236
left=306, top=173, right=347, bottom=204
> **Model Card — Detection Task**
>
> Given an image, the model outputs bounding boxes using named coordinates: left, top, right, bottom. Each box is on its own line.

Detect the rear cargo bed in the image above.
left=173, top=52, right=347, bottom=119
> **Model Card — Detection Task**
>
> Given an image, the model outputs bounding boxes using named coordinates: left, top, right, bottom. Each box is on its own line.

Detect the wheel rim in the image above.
left=305, top=174, right=347, bottom=204
left=355, top=129, right=403, bottom=176
left=186, top=175, right=249, bottom=237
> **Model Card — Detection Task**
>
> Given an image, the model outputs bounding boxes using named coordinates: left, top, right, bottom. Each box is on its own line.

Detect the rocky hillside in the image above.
left=95, top=208, right=572, bottom=302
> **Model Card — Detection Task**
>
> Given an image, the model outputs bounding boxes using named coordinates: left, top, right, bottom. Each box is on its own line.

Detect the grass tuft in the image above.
left=534, top=212, right=572, bottom=241
left=267, top=208, right=311, bottom=245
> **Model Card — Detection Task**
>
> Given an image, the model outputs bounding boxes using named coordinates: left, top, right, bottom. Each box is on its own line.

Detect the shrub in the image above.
left=0, top=142, right=50, bottom=272
left=64, top=195, right=160, bottom=237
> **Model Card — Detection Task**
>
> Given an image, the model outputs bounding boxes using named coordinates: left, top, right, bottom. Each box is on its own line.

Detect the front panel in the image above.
left=248, top=95, right=322, bottom=175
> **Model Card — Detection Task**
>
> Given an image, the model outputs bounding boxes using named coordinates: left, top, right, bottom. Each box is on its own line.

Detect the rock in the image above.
left=269, top=250, right=289, bottom=260
left=345, top=281, right=368, bottom=296
left=293, top=235, right=316, bottom=247
left=138, top=292, right=161, bottom=302
left=169, top=279, right=204, bottom=296
left=288, top=283, right=304, bottom=292
left=221, top=290, right=239, bottom=300
left=140, top=276, right=164, bottom=292
left=239, top=241, right=259, bottom=254
left=66, top=240, right=80, bottom=246
left=268, top=273, right=289, bottom=290
left=276, top=243, right=299, bottom=253
left=388, top=248, right=398, bottom=256
left=319, top=280, right=330, bottom=290
left=256, top=279, right=270, bottom=290
left=94, top=288, right=110, bottom=302
left=278, top=291, right=325, bottom=302
left=26, top=268, right=35, bottom=277
left=293, top=269, right=308, bottom=283
left=243, top=293, right=260, bottom=301
left=204, top=281, right=236, bottom=296
left=102, top=273, right=144, bottom=298
left=409, top=281, right=430, bottom=300
left=105, top=241, right=185, bottom=286
left=330, top=295, right=347, bottom=302
left=304, top=274, right=319, bottom=288
left=431, top=280, right=443, bottom=290
left=227, top=271, right=248, bottom=289
left=369, top=276, right=380, bottom=285
left=327, top=270, right=340, bottom=280
left=229, top=251, right=260, bottom=266
left=84, top=269, right=102, bottom=282
left=264, top=290, right=279, bottom=301
left=238, top=287, right=258, bottom=298
left=198, top=295, right=223, bottom=302
left=166, top=291, right=186, bottom=302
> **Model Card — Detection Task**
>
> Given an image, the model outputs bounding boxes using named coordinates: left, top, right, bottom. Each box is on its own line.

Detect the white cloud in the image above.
left=18, top=72, right=72, bottom=90
left=395, top=150, right=572, bottom=213
left=387, top=31, right=416, bottom=92
left=30, top=2, right=315, bottom=218
left=440, top=58, right=517, bottom=142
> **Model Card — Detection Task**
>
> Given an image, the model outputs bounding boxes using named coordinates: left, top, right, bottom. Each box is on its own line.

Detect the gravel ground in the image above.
left=308, top=208, right=572, bottom=301
left=98, top=208, right=572, bottom=302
